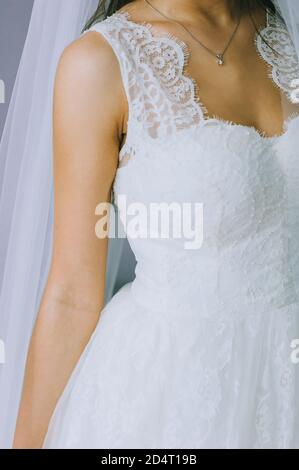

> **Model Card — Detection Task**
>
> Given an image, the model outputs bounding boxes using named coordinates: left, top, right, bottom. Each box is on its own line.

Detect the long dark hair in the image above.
left=84, top=0, right=277, bottom=31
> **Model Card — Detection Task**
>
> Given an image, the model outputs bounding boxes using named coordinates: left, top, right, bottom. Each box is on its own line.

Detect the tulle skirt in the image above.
left=43, top=282, right=299, bottom=449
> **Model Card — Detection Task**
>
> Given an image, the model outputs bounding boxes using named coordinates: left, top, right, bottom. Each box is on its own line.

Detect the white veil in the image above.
left=0, top=0, right=125, bottom=449
left=0, top=0, right=298, bottom=449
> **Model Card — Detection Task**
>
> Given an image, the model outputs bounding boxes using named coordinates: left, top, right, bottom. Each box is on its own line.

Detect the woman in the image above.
left=13, top=0, right=299, bottom=448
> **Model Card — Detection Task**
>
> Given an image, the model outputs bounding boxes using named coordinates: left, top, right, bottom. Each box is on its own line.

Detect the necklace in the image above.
left=143, top=0, right=243, bottom=66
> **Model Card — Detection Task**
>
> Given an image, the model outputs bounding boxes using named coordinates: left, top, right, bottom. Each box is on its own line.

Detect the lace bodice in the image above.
left=87, top=10, right=299, bottom=143
left=42, top=13, right=299, bottom=450
left=84, top=10, right=299, bottom=317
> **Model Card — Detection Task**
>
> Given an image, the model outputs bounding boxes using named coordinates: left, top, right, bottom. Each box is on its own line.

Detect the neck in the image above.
left=144, top=0, right=248, bottom=24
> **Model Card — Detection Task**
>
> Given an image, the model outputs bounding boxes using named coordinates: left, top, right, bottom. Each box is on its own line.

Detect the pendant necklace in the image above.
left=144, top=0, right=243, bottom=66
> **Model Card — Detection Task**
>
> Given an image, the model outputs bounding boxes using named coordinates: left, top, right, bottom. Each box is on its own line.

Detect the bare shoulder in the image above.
left=54, top=29, right=127, bottom=134
left=56, top=31, right=122, bottom=89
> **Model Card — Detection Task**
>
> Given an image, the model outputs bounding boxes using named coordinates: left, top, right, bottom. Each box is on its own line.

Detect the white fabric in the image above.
left=1, top=0, right=299, bottom=450
left=43, top=11, right=299, bottom=449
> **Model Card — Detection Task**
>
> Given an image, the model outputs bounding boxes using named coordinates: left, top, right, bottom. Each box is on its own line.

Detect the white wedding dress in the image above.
left=43, top=10, right=299, bottom=449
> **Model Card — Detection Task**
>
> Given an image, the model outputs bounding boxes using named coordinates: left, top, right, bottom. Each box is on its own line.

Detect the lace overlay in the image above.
left=43, top=11, right=299, bottom=449
left=92, top=11, right=299, bottom=142
left=256, top=12, right=299, bottom=102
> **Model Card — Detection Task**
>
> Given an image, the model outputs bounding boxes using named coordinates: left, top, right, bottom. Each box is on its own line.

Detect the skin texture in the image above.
left=14, top=0, right=283, bottom=449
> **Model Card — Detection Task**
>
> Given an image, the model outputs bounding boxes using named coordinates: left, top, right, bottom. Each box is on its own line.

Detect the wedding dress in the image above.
left=43, top=10, right=299, bottom=449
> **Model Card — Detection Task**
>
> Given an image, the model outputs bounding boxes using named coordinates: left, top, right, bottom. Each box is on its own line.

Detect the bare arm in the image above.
left=13, top=31, right=126, bottom=449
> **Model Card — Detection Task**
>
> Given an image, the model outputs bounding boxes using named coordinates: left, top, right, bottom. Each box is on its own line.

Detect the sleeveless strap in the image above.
left=84, top=12, right=205, bottom=140
left=84, top=11, right=299, bottom=143
left=255, top=12, right=299, bottom=103
left=84, top=15, right=138, bottom=129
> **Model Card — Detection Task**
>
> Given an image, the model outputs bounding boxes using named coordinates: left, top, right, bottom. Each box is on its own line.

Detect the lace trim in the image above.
left=255, top=12, right=299, bottom=103
left=113, top=11, right=208, bottom=124
left=113, top=9, right=299, bottom=139
left=139, top=23, right=209, bottom=120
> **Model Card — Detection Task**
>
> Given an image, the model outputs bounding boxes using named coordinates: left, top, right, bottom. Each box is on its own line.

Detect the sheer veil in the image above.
left=0, top=0, right=125, bottom=448
left=0, top=0, right=298, bottom=448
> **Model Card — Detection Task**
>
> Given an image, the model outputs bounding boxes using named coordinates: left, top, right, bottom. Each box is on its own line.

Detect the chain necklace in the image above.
left=143, top=0, right=243, bottom=66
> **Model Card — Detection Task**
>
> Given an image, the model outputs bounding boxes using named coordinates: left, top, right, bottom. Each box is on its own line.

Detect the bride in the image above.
left=12, top=0, right=299, bottom=448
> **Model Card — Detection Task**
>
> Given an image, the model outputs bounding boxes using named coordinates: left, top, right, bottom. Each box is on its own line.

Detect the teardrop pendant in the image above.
left=216, top=53, right=224, bottom=66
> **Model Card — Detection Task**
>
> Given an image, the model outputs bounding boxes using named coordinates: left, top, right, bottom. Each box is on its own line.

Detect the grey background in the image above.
left=0, top=0, right=135, bottom=293
left=0, top=0, right=34, bottom=139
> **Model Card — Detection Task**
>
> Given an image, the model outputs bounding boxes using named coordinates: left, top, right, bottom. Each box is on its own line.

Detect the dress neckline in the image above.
left=112, top=9, right=297, bottom=141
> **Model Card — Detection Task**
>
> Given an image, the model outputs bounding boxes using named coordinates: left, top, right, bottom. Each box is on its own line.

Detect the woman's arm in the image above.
left=13, top=31, right=127, bottom=449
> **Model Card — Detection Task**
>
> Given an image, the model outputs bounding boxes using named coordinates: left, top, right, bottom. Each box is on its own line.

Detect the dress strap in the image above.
left=83, top=14, right=139, bottom=129
left=255, top=12, right=299, bottom=104
left=83, top=12, right=205, bottom=140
